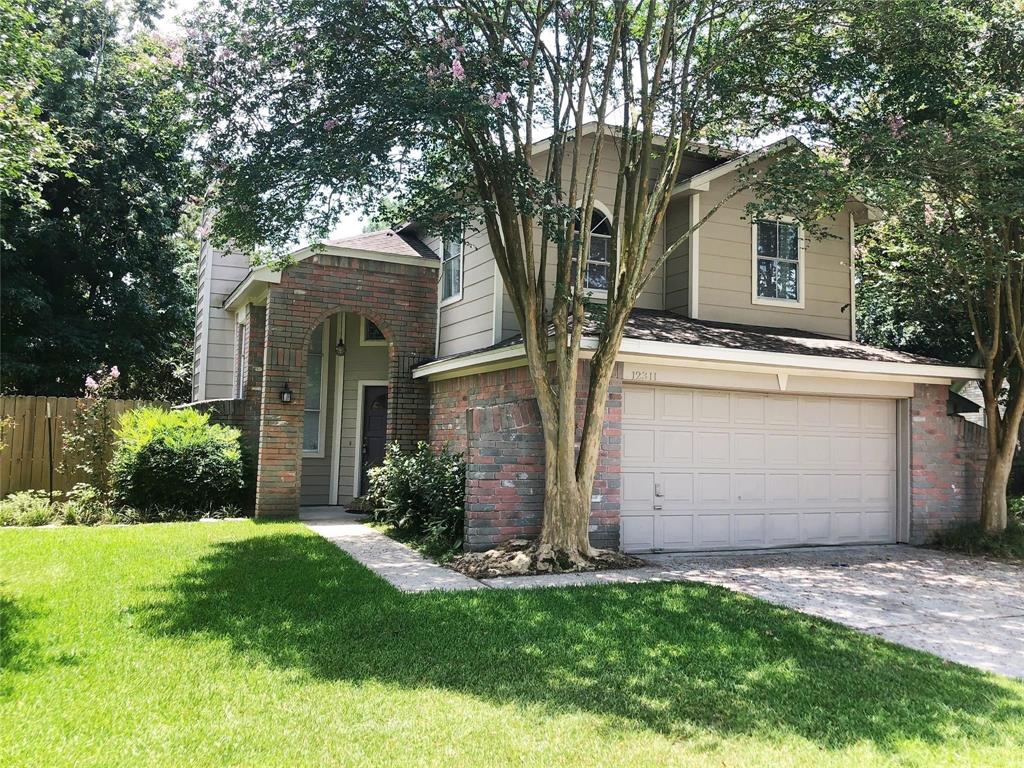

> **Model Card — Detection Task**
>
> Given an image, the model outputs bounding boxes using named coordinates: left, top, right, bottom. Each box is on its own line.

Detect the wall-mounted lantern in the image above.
left=280, top=383, right=294, bottom=403
left=335, top=339, right=347, bottom=357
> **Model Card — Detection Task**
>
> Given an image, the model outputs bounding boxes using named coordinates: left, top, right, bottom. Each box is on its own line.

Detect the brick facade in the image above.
left=254, top=254, right=437, bottom=517
left=430, top=361, right=622, bottom=550
left=909, top=383, right=988, bottom=543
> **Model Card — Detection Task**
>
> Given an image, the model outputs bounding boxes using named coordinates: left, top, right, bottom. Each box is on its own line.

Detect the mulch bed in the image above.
left=447, top=538, right=647, bottom=579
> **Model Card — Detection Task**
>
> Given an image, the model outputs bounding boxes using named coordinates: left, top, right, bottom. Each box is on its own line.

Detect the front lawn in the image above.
left=2, top=522, right=1022, bottom=767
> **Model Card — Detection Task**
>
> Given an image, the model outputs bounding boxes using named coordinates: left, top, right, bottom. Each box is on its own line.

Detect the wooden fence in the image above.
left=0, top=396, right=165, bottom=498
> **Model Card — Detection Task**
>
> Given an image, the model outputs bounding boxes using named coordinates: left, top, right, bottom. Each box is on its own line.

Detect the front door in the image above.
left=359, top=385, right=388, bottom=496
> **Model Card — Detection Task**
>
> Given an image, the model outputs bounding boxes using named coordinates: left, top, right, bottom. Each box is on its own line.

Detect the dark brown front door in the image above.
left=359, top=386, right=388, bottom=496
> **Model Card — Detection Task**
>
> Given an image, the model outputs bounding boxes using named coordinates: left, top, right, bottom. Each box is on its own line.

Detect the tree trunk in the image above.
left=980, top=451, right=1011, bottom=533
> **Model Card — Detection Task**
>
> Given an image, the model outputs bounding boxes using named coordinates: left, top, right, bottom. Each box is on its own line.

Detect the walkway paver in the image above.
left=300, top=507, right=483, bottom=592
left=301, top=509, right=1024, bottom=678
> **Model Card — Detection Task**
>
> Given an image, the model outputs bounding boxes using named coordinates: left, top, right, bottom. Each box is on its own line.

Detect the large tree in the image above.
left=1, top=0, right=198, bottom=401
left=756, top=0, right=1024, bottom=531
left=187, top=0, right=827, bottom=565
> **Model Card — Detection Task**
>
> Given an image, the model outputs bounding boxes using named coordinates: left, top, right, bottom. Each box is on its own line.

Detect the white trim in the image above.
left=896, top=399, right=912, bottom=543
left=750, top=218, right=806, bottom=309
left=412, top=335, right=985, bottom=383
left=194, top=240, right=215, bottom=400
left=328, top=314, right=347, bottom=506
left=352, top=379, right=389, bottom=498
left=360, top=316, right=387, bottom=346
left=492, top=260, right=505, bottom=345
left=301, top=319, right=331, bottom=458
left=688, top=193, right=700, bottom=319
left=849, top=212, right=858, bottom=340
left=440, top=235, right=464, bottom=306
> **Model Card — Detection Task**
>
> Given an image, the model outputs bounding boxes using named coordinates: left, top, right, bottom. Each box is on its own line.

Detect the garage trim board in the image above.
left=620, top=385, right=900, bottom=553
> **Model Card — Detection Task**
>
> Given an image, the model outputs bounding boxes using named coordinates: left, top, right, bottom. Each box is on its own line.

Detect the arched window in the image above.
left=572, top=209, right=612, bottom=291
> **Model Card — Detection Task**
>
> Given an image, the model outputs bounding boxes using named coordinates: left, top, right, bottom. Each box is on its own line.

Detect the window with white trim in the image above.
left=441, top=235, right=462, bottom=302
left=572, top=209, right=612, bottom=291
left=754, top=219, right=801, bottom=303
left=303, top=323, right=327, bottom=453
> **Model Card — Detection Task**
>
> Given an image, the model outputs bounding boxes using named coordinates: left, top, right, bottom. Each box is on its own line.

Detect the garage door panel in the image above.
left=733, top=433, right=766, bottom=464
left=621, top=385, right=899, bottom=552
left=734, top=514, right=766, bottom=545
left=661, top=390, right=694, bottom=421
left=698, top=391, right=731, bottom=422
left=696, top=432, right=731, bottom=464
left=624, top=387, right=656, bottom=420
left=767, top=513, right=801, bottom=543
left=661, top=430, right=694, bottom=462
left=621, top=516, right=655, bottom=552
left=696, top=514, right=731, bottom=546
left=697, top=473, right=731, bottom=504
left=661, top=515, right=694, bottom=548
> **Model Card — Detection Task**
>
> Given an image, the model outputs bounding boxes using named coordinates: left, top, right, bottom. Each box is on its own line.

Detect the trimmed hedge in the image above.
left=110, top=407, right=246, bottom=518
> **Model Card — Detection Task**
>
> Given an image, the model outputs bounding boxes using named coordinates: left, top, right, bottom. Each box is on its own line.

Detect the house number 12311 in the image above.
left=631, top=370, right=657, bottom=382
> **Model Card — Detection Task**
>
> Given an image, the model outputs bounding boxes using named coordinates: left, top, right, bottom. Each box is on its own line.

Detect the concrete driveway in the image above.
left=646, top=546, right=1024, bottom=679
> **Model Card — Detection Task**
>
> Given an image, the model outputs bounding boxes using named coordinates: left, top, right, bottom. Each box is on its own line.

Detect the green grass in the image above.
left=932, top=520, right=1024, bottom=562
left=2, top=522, right=1023, bottom=767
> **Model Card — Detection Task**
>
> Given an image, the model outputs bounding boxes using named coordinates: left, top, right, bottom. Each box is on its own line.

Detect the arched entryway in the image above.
left=298, top=311, right=393, bottom=507
left=254, top=252, right=437, bottom=518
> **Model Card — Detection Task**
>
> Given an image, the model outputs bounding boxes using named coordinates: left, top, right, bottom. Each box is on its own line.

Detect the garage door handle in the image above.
left=654, top=482, right=664, bottom=497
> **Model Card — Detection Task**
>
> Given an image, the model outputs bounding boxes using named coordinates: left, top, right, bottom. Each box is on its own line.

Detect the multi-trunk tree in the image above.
left=188, top=0, right=831, bottom=566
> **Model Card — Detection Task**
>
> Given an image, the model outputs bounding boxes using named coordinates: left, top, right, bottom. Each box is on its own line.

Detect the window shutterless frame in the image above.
left=751, top=218, right=805, bottom=309
left=440, top=234, right=463, bottom=305
left=302, top=320, right=330, bottom=457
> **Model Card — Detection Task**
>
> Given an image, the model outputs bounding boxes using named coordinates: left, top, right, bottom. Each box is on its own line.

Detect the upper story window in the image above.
left=303, top=322, right=328, bottom=455
left=573, top=209, right=612, bottom=291
left=753, top=219, right=803, bottom=306
left=441, top=235, right=462, bottom=303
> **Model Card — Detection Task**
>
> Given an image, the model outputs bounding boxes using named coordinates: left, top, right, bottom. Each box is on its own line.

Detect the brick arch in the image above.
left=255, top=254, right=438, bottom=517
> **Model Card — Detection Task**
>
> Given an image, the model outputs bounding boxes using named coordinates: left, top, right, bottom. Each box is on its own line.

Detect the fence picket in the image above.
left=0, top=396, right=168, bottom=497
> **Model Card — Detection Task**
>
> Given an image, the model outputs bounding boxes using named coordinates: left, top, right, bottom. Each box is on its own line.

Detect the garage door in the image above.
left=621, top=386, right=898, bottom=552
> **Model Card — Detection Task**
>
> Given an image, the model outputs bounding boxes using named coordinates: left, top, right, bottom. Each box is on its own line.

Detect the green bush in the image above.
left=0, top=491, right=56, bottom=526
left=932, top=498, right=1024, bottom=561
left=60, top=483, right=116, bottom=526
left=110, top=406, right=246, bottom=520
left=367, top=442, right=465, bottom=552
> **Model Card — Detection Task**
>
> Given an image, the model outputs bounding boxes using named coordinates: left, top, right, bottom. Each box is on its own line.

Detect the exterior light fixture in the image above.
left=335, top=339, right=347, bottom=357
left=280, top=383, right=293, bottom=403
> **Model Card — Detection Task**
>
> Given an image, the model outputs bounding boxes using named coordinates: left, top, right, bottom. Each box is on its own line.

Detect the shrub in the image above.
left=110, top=406, right=246, bottom=520
left=60, top=483, right=116, bottom=526
left=0, top=491, right=56, bottom=526
left=367, top=442, right=465, bottom=552
left=932, top=498, right=1024, bottom=562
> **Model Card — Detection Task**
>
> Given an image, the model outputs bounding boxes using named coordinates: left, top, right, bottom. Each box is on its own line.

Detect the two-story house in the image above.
left=192, top=130, right=987, bottom=553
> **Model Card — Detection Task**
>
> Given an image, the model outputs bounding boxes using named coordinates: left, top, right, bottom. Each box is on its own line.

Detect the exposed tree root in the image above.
left=448, top=539, right=645, bottom=579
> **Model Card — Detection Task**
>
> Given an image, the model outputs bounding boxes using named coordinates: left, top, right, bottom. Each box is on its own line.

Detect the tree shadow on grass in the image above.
left=137, top=531, right=1024, bottom=751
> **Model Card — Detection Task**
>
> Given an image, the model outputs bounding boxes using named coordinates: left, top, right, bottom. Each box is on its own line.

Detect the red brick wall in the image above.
left=255, top=254, right=437, bottom=517
left=910, top=383, right=987, bottom=543
left=430, top=361, right=622, bottom=550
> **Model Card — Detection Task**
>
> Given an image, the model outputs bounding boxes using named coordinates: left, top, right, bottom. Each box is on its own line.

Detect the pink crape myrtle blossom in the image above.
left=323, top=118, right=339, bottom=132
left=451, top=58, right=465, bottom=81
left=85, top=376, right=99, bottom=391
left=487, top=91, right=510, bottom=108
left=110, top=366, right=120, bottom=380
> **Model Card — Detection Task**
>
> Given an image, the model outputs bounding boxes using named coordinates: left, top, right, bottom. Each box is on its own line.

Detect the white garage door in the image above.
left=621, top=386, right=898, bottom=552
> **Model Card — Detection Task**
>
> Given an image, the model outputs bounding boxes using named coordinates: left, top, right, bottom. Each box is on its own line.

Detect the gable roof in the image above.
left=325, top=229, right=438, bottom=261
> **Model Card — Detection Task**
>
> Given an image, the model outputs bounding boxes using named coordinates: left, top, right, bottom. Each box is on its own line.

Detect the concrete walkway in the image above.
left=300, top=507, right=483, bottom=592
left=300, top=508, right=1023, bottom=678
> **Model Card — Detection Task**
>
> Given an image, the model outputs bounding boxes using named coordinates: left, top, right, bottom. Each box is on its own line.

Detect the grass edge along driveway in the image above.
left=2, top=521, right=1023, bottom=768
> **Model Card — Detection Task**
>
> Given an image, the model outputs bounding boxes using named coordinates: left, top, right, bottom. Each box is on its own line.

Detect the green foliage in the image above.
left=61, top=365, right=121, bottom=497
left=932, top=508, right=1024, bottom=563
left=1, top=0, right=199, bottom=401
left=59, top=482, right=115, bottom=526
left=367, top=442, right=465, bottom=553
left=110, top=406, right=247, bottom=519
left=0, top=490, right=55, bottom=526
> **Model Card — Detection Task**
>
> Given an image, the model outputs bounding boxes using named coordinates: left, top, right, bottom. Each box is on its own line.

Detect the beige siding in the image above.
left=664, top=198, right=691, bottom=315
left=436, top=226, right=496, bottom=357
left=696, top=173, right=854, bottom=339
left=300, top=316, right=338, bottom=506
left=192, top=236, right=251, bottom=402
left=336, top=313, right=389, bottom=503
left=299, top=312, right=389, bottom=505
